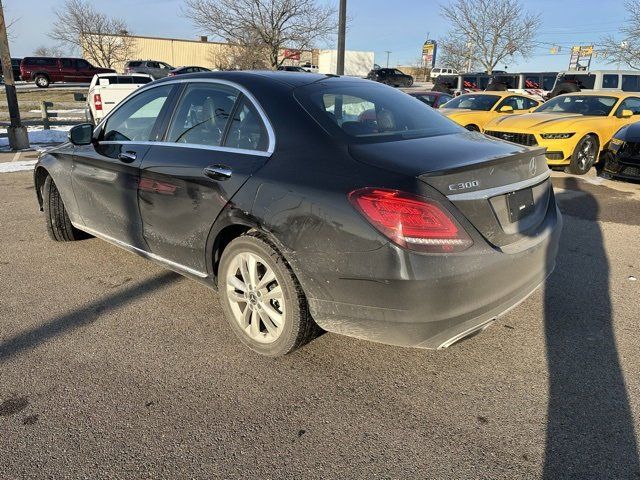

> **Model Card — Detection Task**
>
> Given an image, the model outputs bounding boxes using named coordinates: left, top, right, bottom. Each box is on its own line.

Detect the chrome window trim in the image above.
left=93, top=77, right=276, bottom=156
left=98, top=140, right=272, bottom=157
left=72, top=222, right=209, bottom=278
left=447, top=170, right=551, bottom=201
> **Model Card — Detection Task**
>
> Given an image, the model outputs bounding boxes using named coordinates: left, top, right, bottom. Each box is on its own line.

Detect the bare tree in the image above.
left=211, top=42, right=270, bottom=70
left=600, top=0, right=640, bottom=69
left=183, top=0, right=338, bottom=69
left=440, top=0, right=540, bottom=74
left=49, top=0, right=135, bottom=69
left=33, top=45, right=66, bottom=57
left=437, top=36, right=477, bottom=73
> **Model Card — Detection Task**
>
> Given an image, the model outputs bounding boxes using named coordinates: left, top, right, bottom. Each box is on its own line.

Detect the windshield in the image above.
left=295, top=82, right=461, bottom=143
left=535, top=95, right=617, bottom=116
left=442, top=94, right=501, bottom=111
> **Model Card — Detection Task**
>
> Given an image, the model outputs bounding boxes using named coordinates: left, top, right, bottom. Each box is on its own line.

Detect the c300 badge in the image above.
left=448, top=180, right=479, bottom=191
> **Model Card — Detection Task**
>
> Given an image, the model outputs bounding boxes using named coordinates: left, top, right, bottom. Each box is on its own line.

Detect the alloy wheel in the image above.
left=577, top=138, right=596, bottom=171
left=225, top=251, right=285, bottom=344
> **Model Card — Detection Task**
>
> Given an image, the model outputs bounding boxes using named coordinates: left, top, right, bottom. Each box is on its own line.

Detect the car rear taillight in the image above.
left=348, top=188, right=473, bottom=253
left=94, top=94, right=102, bottom=111
left=167, top=72, right=175, bottom=76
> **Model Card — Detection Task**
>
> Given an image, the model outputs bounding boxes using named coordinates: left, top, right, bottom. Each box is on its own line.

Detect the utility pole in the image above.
left=385, top=51, right=391, bottom=67
left=336, top=0, right=347, bottom=75
left=0, top=0, right=28, bottom=150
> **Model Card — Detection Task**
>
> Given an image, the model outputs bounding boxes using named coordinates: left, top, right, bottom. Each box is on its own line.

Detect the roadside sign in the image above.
left=569, top=45, right=593, bottom=71
left=422, top=40, right=437, bottom=68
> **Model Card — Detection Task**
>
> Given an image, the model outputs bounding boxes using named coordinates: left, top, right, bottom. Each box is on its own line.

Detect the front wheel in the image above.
left=568, top=135, right=599, bottom=175
left=218, top=234, right=320, bottom=356
left=42, top=175, right=86, bottom=241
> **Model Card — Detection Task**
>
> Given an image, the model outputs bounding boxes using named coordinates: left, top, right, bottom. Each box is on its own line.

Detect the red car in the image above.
left=20, top=57, right=115, bottom=88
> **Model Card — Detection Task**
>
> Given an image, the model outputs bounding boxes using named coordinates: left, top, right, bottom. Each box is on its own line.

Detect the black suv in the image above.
left=366, top=68, right=413, bottom=87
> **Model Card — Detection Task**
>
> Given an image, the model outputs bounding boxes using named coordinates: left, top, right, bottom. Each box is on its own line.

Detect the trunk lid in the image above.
left=349, top=132, right=551, bottom=249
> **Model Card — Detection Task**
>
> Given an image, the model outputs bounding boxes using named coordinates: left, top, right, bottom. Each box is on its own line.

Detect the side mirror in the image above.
left=499, top=105, right=514, bottom=113
left=620, top=109, right=634, bottom=118
left=68, top=123, right=94, bottom=146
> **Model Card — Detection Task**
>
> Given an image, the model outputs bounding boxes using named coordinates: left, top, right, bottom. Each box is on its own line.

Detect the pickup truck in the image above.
left=87, top=73, right=153, bottom=124
left=20, top=57, right=115, bottom=88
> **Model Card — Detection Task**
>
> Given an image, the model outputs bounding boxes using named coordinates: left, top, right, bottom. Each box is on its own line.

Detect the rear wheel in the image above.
left=42, top=175, right=85, bottom=241
left=34, top=74, right=50, bottom=88
left=568, top=135, right=599, bottom=175
left=406, top=78, right=414, bottom=87
left=218, top=234, right=320, bottom=356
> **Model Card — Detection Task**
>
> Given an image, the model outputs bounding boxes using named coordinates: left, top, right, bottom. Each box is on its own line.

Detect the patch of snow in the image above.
left=0, top=160, right=37, bottom=173
left=0, top=126, right=71, bottom=147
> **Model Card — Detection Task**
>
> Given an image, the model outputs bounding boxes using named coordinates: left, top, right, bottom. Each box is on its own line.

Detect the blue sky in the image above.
left=5, top=0, right=630, bottom=71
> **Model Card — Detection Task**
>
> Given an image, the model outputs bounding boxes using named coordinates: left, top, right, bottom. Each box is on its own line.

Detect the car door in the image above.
left=59, top=58, right=77, bottom=83
left=72, top=83, right=176, bottom=248
left=138, top=81, right=273, bottom=274
left=611, top=96, right=640, bottom=138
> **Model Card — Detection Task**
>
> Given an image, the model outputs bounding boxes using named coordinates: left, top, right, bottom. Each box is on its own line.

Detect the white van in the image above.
left=548, top=70, right=640, bottom=98
left=431, top=67, right=458, bottom=79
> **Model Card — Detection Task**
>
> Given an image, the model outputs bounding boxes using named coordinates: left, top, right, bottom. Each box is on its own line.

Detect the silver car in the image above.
left=124, top=60, right=174, bottom=80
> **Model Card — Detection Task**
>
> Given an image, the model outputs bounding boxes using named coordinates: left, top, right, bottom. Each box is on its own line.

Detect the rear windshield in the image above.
left=295, top=82, right=461, bottom=143
left=442, top=94, right=501, bottom=111
left=535, top=95, right=617, bottom=116
left=99, top=75, right=152, bottom=85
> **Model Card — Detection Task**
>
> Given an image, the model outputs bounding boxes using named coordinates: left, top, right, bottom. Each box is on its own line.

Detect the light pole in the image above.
left=0, top=0, right=28, bottom=150
left=385, top=50, right=391, bottom=67
left=336, top=0, right=347, bottom=75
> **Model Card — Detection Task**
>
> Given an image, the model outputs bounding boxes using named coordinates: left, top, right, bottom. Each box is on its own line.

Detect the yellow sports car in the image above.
left=439, top=91, right=540, bottom=132
left=483, top=91, right=640, bottom=174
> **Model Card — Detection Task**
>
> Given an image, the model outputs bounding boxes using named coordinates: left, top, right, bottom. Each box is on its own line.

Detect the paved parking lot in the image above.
left=1, top=161, right=639, bottom=478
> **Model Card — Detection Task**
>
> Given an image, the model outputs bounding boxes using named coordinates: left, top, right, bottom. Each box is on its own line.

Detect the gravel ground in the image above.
left=0, top=167, right=639, bottom=479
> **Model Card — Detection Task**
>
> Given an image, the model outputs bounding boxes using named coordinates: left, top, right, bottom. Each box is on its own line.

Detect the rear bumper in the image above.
left=299, top=204, right=562, bottom=350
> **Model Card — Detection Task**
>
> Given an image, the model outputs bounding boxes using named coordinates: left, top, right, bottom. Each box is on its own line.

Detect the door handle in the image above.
left=118, top=151, right=137, bottom=163
left=203, top=165, right=233, bottom=181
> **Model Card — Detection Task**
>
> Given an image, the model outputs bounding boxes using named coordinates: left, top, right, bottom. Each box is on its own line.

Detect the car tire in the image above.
left=465, top=124, right=480, bottom=132
left=34, top=74, right=50, bottom=88
left=218, top=233, right=320, bottom=356
left=568, top=134, right=599, bottom=175
left=407, top=78, right=414, bottom=87
left=42, top=175, right=86, bottom=241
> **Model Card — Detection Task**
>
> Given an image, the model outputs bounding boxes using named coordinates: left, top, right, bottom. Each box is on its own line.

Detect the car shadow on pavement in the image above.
left=0, top=271, right=180, bottom=363
left=543, top=177, right=640, bottom=479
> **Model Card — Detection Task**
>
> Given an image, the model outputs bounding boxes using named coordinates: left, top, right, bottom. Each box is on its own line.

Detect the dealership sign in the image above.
left=283, top=49, right=301, bottom=61
left=569, top=45, right=593, bottom=71
left=422, top=40, right=437, bottom=68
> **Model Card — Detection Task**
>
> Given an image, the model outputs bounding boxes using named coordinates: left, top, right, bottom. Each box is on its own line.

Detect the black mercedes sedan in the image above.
left=603, top=122, right=640, bottom=181
left=34, top=71, right=562, bottom=356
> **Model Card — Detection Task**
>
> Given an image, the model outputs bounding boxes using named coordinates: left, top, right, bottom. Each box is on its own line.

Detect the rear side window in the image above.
left=560, top=74, right=595, bottom=89
left=524, top=75, right=541, bottom=88
left=25, top=57, right=57, bottom=66
left=99, top=75, right=152, bottom=85
left=295, top=83, right=461, bottom=143
left=102, top=85, right=172, bottom=142
left=543, top=75, right=556, bottom=91
left=61, top=59, right=73, bottom=68
left=622, top=75, right=640, bottom=91
left=166, top=83, right=239, bottom=146
left=224, top=97, right=269, bottom=151
left=603, top=74, right=619, bottom=88
left=148, top=61, right=160, bottom=69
